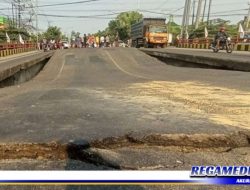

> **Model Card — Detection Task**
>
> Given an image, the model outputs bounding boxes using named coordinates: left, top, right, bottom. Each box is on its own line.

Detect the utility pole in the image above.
left=246, top=2, right=250, bottom=30
left=181, top=0, right=192, bottom=39
left=185, top=0, right=192, bottom=35
left=11, top=2, right=15, bottom=27
left=195, top=0, right=203, bottom=29
left=181, top=0, right=188, bottom=38
left=168, top=15, right=173, bottom=34
left=168, top=15, right=173, bottom=44
left=15, top=1, right=18, bottom=28
left=137, top=0, right=140, bottom=11
left=192, top=0, right=196, bottom=25
left=202, top=0, right=207, bottom=22
left=36, top=0, right=39, bottom=48
left=207, top=0, right=212, bottom=25
left=18, top=0, right=21, bottom=28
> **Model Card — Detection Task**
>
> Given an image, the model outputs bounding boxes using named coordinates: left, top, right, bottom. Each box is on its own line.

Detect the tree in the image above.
left=0, top=28, right=31, bottom=43
left=106, top=11, right=143, bottom=41
left=188, top=19, right=238, bottom=39
left=167, top=21, right=181, bottom=38
left=44, top=26, right=62, bottom=41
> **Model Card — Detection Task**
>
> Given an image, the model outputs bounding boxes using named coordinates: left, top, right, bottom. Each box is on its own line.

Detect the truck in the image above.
left=131, top=18, right=168, bottom=48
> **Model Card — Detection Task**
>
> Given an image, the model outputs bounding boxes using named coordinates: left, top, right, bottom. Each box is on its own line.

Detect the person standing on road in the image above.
left=95, top=36, right=100, bottom=48
left=42, top=38, right=47, bottom=50
left=83, top=34, right=87, bottom=48
left=100, top=36, right=105, bottom=47
left=106, top=35, right=110, bottom=47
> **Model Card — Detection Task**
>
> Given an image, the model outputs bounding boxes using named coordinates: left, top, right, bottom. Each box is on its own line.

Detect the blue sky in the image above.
left=0, top=0, right=249, bottom=35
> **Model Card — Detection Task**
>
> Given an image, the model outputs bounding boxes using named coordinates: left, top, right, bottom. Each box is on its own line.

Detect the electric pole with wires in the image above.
left=195, top=0, right=203, bottom=29
left=202, top=0, right=207, bottom=22
left=192, top=0, right=196, bottom=26
left=18, top=0, right=21, bottom=28
left=246, top=1, right=250, bottom=30
left=35, top=0, right=38, bottom=48
left=207, top=0, right=212, bottom=25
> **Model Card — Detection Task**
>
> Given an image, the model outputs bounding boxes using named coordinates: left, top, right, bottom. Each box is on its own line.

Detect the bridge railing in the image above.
left=0, top=42, right=37, bottom=57
left=176, top=37, right=250, bottom=51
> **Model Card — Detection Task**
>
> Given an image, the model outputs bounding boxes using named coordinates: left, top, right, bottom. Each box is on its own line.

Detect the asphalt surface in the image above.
left=0, top=48, right=250, bottom=189
left=0, top=48, right=249, bottom=143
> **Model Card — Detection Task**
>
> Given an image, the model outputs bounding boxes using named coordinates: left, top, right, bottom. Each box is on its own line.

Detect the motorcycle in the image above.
left=211, top=37, right=233, bottom=53
left=43, top=43, right=50, bottom=52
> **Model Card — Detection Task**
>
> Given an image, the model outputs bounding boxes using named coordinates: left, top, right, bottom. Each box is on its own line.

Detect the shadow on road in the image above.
left=64, top=139, right=146, bottom=190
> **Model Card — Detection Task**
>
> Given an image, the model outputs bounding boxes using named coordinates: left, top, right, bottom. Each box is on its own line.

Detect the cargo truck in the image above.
left=131, top=18, right=168, bottom=48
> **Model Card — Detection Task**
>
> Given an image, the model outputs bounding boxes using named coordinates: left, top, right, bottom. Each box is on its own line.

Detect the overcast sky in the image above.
left=0, top=0, right=249, bottom=35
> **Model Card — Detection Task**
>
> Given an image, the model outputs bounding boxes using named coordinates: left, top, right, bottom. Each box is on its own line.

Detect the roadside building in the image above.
left=0, top=16, right=8, bottom=30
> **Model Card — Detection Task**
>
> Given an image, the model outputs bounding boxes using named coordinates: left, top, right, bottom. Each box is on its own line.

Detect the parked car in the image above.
left=61, top=41, right=70, bottom=49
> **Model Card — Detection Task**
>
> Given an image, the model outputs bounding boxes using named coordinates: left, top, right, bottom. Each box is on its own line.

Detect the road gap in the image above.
left=0, top=57, right=50, bottom=88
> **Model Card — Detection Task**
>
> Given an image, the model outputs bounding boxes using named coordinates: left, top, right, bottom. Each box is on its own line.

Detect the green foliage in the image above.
left=97, top=11, right=143, bottom=42
left=116, top=11, right=143, bottom=40
left=30, top=33, right=44, bottom=42
left=167, top=21, right=181, bottom=37
left=0, top=28, right=30, bottom=43
left=189, top=19, right=239, bottom=39
left=44, top=26, right=62, bottom=41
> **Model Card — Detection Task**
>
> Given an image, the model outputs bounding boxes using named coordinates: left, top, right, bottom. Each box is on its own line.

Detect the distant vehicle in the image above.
left=211, top=37, right=233, bottom=53
left=43, top=44, right=50, bottom=52
left=131, top=18, right=168, bottom=48
left=118, top=40, right=128, bottom=47
left=61, top=41, right=70, bottom=49
left=243, top=33, right=250, bottom=39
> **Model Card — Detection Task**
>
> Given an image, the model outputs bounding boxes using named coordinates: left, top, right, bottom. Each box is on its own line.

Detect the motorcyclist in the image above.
left=214, top=26, right=228, bottom=49
left=42, top=38, right=48, bottom=51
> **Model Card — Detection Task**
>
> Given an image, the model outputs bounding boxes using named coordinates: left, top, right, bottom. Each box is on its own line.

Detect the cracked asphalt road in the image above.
left=0, top=48, right=249, bottom=189
left=0, top=48, right=250, bottom=143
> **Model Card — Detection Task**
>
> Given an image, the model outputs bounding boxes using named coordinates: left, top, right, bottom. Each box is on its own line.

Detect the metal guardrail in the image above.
left=176, top=38, right=250, bottom=51
left=177, top=38, right=250, bottom=45
left=0, top=43, right=37, bottom=57
left=0, top=43, right=36, bottom=51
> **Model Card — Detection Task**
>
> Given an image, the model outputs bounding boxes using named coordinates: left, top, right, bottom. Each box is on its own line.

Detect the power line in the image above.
left=38, top=14, right=116, bottom=20
left=247, top=2, right=250, bottom=29
left=32, top=0, right=100, bottom=8
left=212, top=8, right=248, bottom=14
left=0, top=0, right=102, bottom=10
left=139, top=10, right=169, bottom=15
left=38, top=12, right=118, bottom=18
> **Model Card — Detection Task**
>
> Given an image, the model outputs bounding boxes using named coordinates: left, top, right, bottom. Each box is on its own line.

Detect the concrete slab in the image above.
left=140, top=47, right=250, bottom=71
left=0, top=51, right=53, bottom=82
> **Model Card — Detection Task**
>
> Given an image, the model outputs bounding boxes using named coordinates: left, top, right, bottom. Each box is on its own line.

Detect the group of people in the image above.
left=72, top=34, right=111, bottom=48
left=40, top=38, right=60, bottom=51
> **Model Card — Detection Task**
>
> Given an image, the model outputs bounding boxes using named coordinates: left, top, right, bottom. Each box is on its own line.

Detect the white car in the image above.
left=118, top=40, right=128, bottom=47
left=61, top=41, right=70, bottom=49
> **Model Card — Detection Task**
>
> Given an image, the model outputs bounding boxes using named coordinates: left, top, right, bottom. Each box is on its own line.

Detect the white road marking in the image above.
left=105, top=50, right=151, bottom=80
left=52, top=53, right=74, bottom=82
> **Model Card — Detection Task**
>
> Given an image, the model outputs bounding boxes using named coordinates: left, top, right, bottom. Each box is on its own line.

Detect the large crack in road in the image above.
left=1, top=131, right=249, bottom=170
